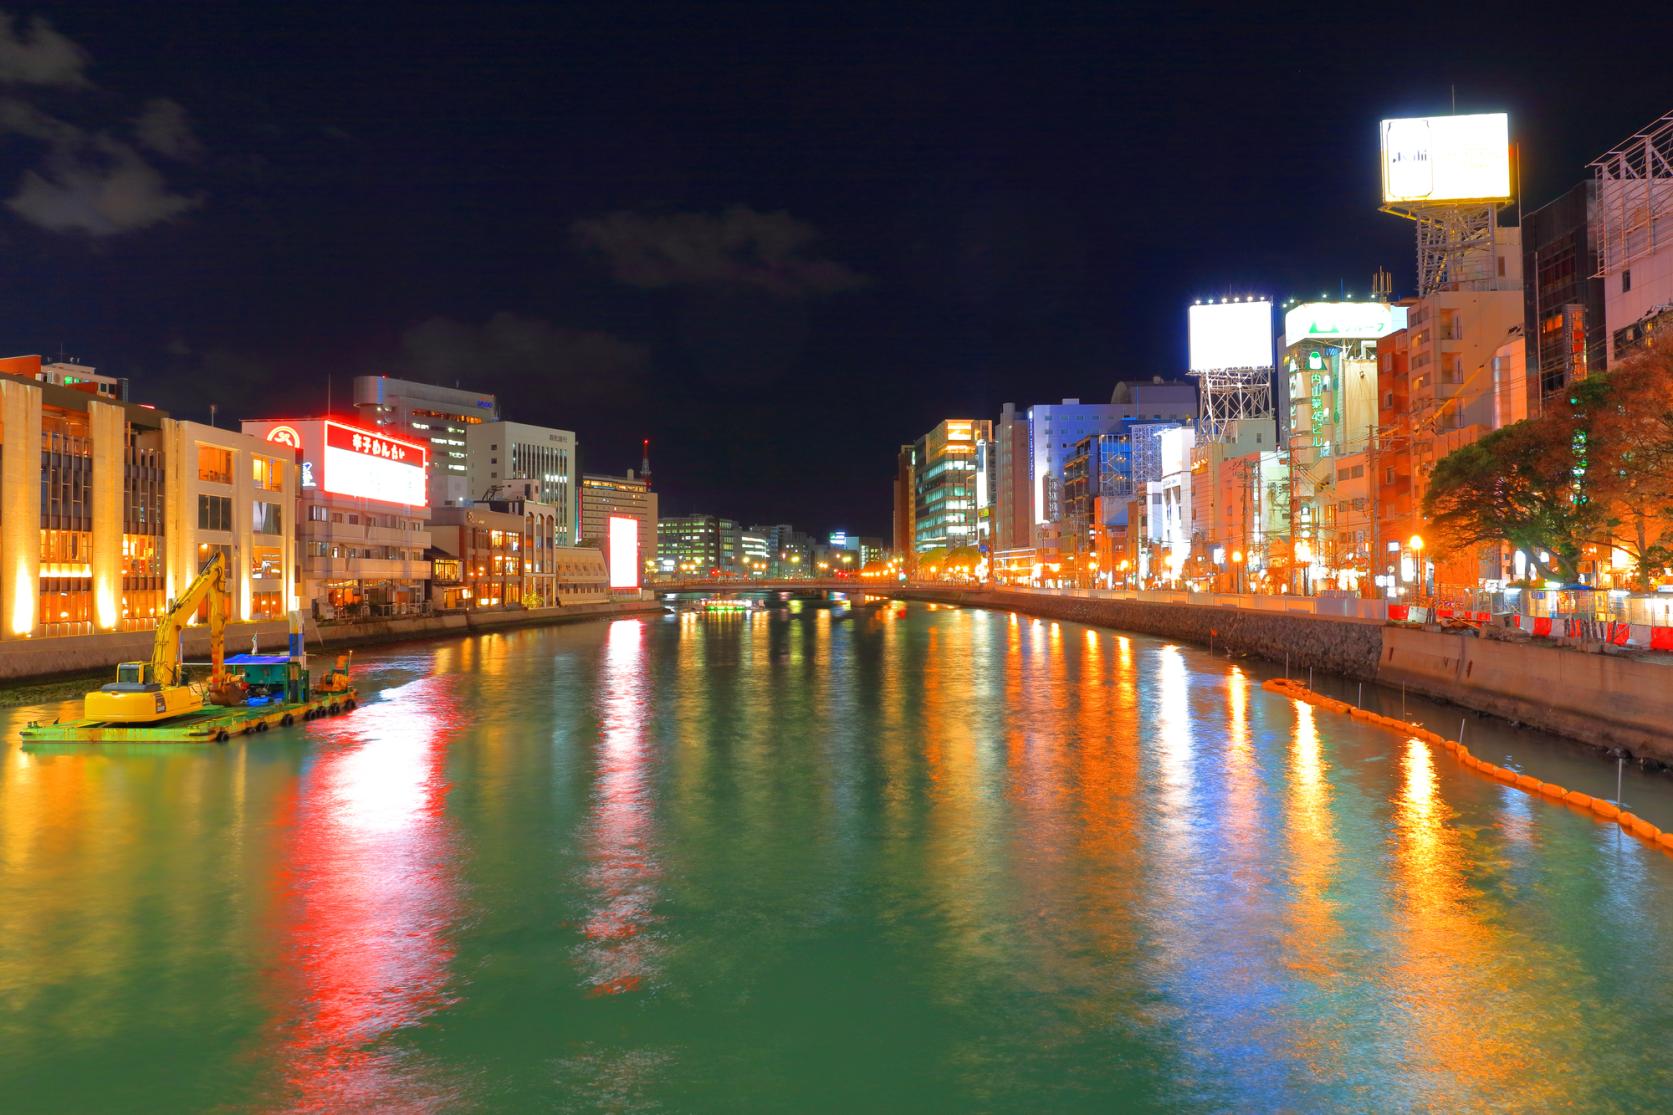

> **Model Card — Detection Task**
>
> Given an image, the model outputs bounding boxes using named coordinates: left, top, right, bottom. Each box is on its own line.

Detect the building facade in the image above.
left=466, top=420, right=577, bottom=542
left=1521, top=181, right=1605, bottom=409
left=241, top=417, right=431, bottom=618
left=657, top=514, right=741, bottom=577
left=353, top=375, right=498, bottom=508
left=911, top=418, right=993, bottom=554
left=579, top=470, right=657, bottom=579
left=1, top=362, right=298, bottom=641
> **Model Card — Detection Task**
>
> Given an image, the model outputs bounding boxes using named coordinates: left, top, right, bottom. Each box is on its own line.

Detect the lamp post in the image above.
left=1232, top=549, right=1244, bottom=595
left=1410, top=534, right=1430, bottom=604
left=1295, top=539, right=1313, bottom=596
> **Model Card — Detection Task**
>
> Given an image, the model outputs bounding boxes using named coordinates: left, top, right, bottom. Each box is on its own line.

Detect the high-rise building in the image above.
left=579, top=470, right=657, bottom=578
left=466, top=420, right=577, bottom=543
left=1521, top=181, right=1606, bottom=409
left=1027, top=381, right=1196, bottom=540
left=911, top=418, right=993, bottom=554
left=353, top=375, right=498, bottom=508
left=993, top=403, right=1031, bottom=553
left=891, top=444, right=915, bottom=562
left=656, top=514, right=740, bottom=577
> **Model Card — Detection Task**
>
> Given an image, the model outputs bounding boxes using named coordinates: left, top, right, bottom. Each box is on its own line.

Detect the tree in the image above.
left=1582, top=340, right=1673, bottom=590
left=1423, top=417, right=1596, bottom=582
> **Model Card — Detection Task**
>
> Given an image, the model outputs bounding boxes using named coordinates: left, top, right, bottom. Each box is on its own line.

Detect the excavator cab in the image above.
left=113, top=662, right=150, bottom=686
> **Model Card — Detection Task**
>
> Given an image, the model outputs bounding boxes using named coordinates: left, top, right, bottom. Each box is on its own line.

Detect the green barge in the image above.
left=21, top=685, right=359, bottom=746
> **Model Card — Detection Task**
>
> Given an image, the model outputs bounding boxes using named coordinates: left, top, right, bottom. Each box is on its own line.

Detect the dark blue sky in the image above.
left=2, top=2, right=1666, bottom=536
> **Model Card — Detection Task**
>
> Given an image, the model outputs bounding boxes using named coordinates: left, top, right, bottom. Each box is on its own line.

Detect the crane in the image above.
left=83, top=552, right=238, bottom=724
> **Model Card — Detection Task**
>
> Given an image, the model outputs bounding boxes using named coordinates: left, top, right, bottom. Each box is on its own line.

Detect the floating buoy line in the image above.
left=1262, top=676, right=1673, bottom=854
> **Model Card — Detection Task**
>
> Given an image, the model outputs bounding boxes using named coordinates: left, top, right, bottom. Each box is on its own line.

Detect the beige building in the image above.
left=579, top=470, right=657, bottom=578
left=1, top=357, right=296, bottom=641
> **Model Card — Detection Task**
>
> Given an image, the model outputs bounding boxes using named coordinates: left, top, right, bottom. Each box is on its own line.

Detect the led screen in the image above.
left=321, top=420, right=428, bottom=506
left=609, top=516, right=639, bottom=589
left=1381, top=113, right=1511, bottom=204
left=1188, top=300, right=1273, bottom=371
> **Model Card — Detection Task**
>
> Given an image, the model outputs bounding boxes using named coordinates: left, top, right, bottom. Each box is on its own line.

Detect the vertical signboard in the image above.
left=608, top=515, right=639, bottom=589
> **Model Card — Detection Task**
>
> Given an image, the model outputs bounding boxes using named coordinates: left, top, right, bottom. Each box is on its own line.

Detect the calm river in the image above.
left=4, top=598, right=1673, bottom=1112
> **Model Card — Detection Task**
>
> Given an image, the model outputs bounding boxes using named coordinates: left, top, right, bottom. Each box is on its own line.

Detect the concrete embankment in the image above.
left=895, top=587, right=1673, bottom=760
left=0, top=600, right=667, bottom=684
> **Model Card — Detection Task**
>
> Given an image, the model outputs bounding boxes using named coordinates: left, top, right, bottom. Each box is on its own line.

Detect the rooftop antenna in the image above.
left=209, top=403, right=217, bottom=428
left=641, top=437, right=652, bottom=488
left=1451, top=84, right=1457, bottom=113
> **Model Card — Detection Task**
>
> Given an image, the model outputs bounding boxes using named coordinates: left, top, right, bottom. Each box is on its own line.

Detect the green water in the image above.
left=4, top=600, right=1673, bottom=1112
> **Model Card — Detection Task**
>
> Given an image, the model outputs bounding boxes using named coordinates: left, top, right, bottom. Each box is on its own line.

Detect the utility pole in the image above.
left=1367, top=425, right=1379, bottom=598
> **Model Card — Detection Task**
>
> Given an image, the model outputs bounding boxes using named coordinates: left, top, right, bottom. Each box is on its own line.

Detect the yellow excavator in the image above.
left=84, top=552, right=239, bottom=724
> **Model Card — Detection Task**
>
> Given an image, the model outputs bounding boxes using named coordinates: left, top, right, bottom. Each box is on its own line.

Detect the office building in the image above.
left=912, top=418, right=993, bottom=554
left=993, top=403, right=1031, bottom=552
left=466, top=420, right=577, bottom=542
left=0, top=358, right=298, bottom=641
left=353, top=375, right=498, bottom=508
left=241, top=417, right=431, bottom=618
left=657, top=514, right=740, bottom=576
left=1521, top=181, right=1605, bottom=408
left=891, top=444, right=915, bottom=562
left=580, top=469, right=657, bottom=579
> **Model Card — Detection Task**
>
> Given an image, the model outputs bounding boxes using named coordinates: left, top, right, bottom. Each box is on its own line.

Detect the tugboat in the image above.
left=21, top=553, right=358, bottom=745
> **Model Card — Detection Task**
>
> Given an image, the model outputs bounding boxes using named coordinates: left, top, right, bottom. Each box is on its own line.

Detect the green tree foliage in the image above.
left=1584, top=341, right=1673, bottom=589
left=1423, top=417, right=1594, bottom=582
left=1424, top=338, right=1673, bottom=586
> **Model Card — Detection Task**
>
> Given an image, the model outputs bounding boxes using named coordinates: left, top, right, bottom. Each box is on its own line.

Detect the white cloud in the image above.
left=0, top=10, right=89, bottom=88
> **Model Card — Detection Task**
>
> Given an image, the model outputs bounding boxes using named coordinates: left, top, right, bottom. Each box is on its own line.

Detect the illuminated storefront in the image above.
left=241, top=417, right=431, bottom=619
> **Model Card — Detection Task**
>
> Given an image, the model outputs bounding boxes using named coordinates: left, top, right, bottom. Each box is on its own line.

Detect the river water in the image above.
left=3, top=598, right=1673, bottom=1112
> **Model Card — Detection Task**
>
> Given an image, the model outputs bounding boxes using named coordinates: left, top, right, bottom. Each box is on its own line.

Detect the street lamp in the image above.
left=1232, top=549, right=1244, bottom=594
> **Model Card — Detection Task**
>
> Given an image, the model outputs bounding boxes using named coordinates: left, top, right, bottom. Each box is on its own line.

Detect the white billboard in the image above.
left=608, top=516, right=639, bottom=589
left=1188, top=300, right=1273, bottom=371
left=1381, top=113, right=1511, bottom=205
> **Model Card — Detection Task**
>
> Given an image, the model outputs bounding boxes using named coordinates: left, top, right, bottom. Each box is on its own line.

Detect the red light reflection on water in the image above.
left=263, top=677, right=461, bottom=1112
left=577, top=619, right=660, bottom=996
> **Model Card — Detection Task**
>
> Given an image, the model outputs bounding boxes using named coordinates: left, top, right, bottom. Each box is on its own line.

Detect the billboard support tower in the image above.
left=1190, top=367, right=1274, bottom=441
left=1187, top=298, right=1275, bottom=441
left=1378, top=113, right=1513, bottom=296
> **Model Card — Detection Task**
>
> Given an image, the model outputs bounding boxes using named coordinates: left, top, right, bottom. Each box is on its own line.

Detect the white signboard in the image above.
left=1381, top=113, right=1511, bottom=205
left=1188, top=300, right=1273, bottom=371
left=1284, top=301, right=1409, bottom=343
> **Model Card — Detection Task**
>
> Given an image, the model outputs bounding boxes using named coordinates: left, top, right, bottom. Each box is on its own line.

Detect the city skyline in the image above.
left=2, top=5, right=1669, bottom=536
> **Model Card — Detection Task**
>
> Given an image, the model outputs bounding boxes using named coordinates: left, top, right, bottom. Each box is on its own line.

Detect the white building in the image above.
left=466, top=420, right=578, bottom=544
left=241, top=417, right=431, bottom=619
left=1146, top=425, right=1196, bottom=584
left=353, top=375, right=498, bottom=508
left=1593, top=111, right=1673, bottom=366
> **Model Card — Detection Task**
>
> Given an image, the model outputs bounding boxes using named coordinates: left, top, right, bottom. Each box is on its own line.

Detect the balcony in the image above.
left=302, top=556, right=433, bottom=580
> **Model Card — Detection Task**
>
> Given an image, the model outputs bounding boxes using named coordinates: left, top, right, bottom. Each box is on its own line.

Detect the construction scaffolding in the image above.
left=1590, top=110, right=1673, bottom=280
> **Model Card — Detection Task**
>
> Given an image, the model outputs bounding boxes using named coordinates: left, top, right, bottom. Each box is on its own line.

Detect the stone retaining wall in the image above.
left=897, top=587, right=1387, bottom=679
left=896, top=586, right=1673, bottom=760
left=0, top=600, right=666, bottom=683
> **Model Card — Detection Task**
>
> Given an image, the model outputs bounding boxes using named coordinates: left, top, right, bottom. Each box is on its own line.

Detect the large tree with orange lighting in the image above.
left=1582, top=340, right=1673, bottom=590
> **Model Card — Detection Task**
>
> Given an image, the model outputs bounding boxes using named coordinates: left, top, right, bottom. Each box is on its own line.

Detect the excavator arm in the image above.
left=149, top=552, right=229, bottom=687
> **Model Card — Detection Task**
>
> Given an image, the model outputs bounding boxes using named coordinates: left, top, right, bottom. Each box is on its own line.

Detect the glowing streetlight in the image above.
left=1409, top=534, right=1424, bottom=553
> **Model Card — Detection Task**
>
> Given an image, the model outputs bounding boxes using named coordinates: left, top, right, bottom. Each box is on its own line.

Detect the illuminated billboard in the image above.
left=322, top=420, right=428, bottom=506
left=608, top=516, right=639, bottom=589
left=1380, top=113, right=1511, bottom=205
left=1284, top=301, right=1409, bottom=343
left=1188, top=300, right=1273, bottom=371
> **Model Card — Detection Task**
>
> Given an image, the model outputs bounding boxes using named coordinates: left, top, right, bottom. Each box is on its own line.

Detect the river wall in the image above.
left=0, top=600, right=667, bottom=683
left=895, top=587, right=1673, bottom=760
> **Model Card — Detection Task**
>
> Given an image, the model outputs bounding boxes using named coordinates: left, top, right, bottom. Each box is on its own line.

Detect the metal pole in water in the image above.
left=1618, top=755, right=1625, bottom=807
left=1459, top=718, right=1466, bottom=746
left=1358, top=681, right=1363, bottom=707
left=1285, top=652, right=1290, bottom=679
left=1401, top=683, right=1406, bottom=717
left=1308, top=666, right=1313, bottom=690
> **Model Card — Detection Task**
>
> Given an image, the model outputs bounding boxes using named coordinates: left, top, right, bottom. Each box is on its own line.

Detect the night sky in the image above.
left=2, top=4, right=1667, bottom=536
